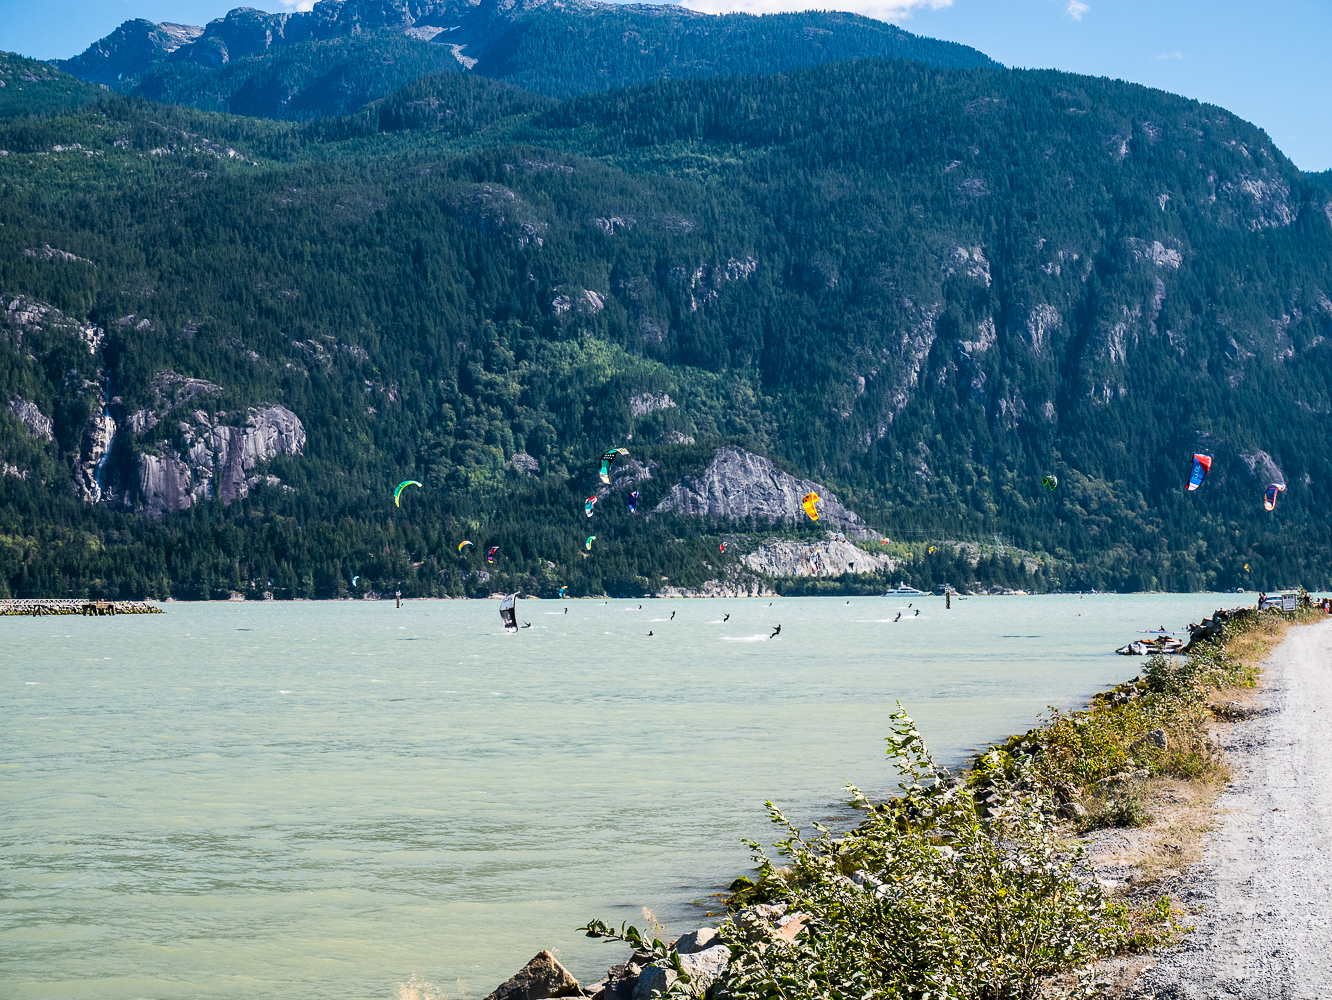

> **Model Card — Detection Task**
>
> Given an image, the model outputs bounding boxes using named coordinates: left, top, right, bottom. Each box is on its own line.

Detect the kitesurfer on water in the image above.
left=769, top=624, right=781, bottom=638
left=521, top=622, right=532, bottom=629
left=724, top=614, right=730, bottom=622
left=671, top=610, right=676, bottom=620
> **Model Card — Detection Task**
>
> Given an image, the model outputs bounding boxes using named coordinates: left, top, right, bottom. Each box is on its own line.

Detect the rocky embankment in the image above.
left=479, top=905, right=806, bottom=1000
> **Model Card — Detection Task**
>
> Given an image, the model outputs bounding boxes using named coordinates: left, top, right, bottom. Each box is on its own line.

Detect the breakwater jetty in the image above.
left=0, top=599, right=164, bottom=616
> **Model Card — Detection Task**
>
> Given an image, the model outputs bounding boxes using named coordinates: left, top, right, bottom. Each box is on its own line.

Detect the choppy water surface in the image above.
left=2, top=594, right=1235, bottom=998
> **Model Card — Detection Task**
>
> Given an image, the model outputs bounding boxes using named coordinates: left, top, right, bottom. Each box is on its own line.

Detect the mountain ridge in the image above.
left=53, top=0, right=998, bottom=116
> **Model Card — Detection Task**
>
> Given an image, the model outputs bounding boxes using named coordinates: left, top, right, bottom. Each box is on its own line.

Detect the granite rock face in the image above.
left=7, top=399, right=53, bottom=441
left=741, top=538, right=897, bottom=578
left=1233, top=450, right=1285, bottom=486
left=654, top=447, right=883, bottom=540
left=135, top=404, right=304, bottom=515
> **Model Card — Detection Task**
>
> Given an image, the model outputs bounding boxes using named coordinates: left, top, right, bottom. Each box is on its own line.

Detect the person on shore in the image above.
left=770, top=624, right=781, bottom=638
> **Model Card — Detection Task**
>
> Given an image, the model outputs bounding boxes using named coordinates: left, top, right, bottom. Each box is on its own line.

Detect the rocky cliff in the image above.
left=136, top=404, right=305, bottom=516
left=654, top=447, right=885, bottom=540
left=741, top=538, right=897, bottom=578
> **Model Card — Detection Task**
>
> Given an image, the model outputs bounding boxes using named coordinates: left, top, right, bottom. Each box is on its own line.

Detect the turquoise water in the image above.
left=2, top=593, right=1237, bottom=999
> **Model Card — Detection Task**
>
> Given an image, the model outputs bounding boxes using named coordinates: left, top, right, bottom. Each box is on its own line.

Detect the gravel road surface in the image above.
left=1137, top=616, right=1332, bottom=998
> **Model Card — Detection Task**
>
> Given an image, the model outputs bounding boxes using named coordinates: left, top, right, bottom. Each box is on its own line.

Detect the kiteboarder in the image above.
left=723, top=613, right=730, bottom=622
left=521, top=621, right=532, bottom=629
left=647, top=630, right=654, bottom=636
left=769, top=624, right=781, bottom=638
left=671, top=610, right=676, bottom=620
left=894, top=613, right=901, bottom=622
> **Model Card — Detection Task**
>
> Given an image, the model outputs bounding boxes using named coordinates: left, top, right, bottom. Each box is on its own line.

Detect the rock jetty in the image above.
left=484, top=903, right=809, bottom=1000
left=0, top=599, right=164, bottom=615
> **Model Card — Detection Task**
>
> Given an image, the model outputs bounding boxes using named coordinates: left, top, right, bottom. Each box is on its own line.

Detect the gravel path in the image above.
left=1136, top=617, right=1332, bottom=998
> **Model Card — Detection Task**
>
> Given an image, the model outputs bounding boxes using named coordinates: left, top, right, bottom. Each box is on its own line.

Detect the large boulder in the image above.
left=672, top=927, right=719, bottom=954
left=632, top=965, right=676, bottom=1000
left=483, top=950, right=581, bottom=1000
left=678, top=944, right=731, bottom=988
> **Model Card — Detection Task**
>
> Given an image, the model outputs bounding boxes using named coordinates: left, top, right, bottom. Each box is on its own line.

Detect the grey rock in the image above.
left=511, top=451, right=540, bottom=474
left=137, top=450, right=197, bottom=517
left=483, top=949, right=581, bottom=1000
left=1060, top=801, right=1089, bottom=819
left=678, top=944, right=730, bottom=988
left=1145, top=728, right=1168, bottom=750
left=1233, top=450, right=1285, bottom=488
left=7, top=398, right=53, bottom=441
left=741, top=538, right=896, bottom=578
left=653, top=447, right=884, bottom=541
left=672, top=927, right=719, bottom=954
left=632, top=965, right=675, bottom=1000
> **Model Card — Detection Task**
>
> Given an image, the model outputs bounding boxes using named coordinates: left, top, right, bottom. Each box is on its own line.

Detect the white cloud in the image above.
left=678, top=0, right=952, bottom=21
left=1155, top=49, right=1184, bottom=60
left=1065, top=0, right=1090, bottom=19
left=273, top=0, right=316, bottom=10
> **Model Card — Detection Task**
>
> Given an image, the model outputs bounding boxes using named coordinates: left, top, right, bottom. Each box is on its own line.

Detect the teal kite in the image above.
left=394, top=480, right=423, bottom=507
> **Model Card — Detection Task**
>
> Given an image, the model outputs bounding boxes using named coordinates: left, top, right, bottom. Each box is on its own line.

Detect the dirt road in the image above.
left=1136, top=617, right=1332, bottom=998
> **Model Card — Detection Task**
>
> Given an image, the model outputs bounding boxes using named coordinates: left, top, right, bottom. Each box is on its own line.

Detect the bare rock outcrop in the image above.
left=656, top=566, right=774, bottom=599
left=137, top=450, right=196, bottom=516
left=654, top=447, right=883, bottom=540
left=7, top=399, right=53, bottom=441
left=134, top=404, right=304, bottom=514
left=1233, top=450, right=1285, bottom=486
left=741, top=538, right=897, bottom=578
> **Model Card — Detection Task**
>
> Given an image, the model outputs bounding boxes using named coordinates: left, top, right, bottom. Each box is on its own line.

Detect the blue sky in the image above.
left=0, top=0, right=1327, bottom=171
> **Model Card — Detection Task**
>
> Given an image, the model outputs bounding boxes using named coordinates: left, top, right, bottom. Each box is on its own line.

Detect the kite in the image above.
left=499, top=593, right=518, bottom=634
left=720, top=541, right=728, bottom=553
left=585, top=535, right=596, bottom=551
left=1263, top=483, right=1286, bottom=512
left=394, top=480, right=423, bottom=507
left=629, top=490, right=639, bottom=514
left=834, top=532, right=846, bottom=542
left=558, top=586, right=568, bottom=598
left=1244, top=564, right=1250, bottom=573
left=801, top=492, right=820, bottom=521
left=487, top=546, right=499, bottom=564
left=351, top=575, right=359, bottom=587
left=928, top=546, right=935, bottom=554
left=1042, top=474, right=1058, bottom=492
left=1187, top=454, right=1212, bottom=492
left=599, top=448, right=629, bottom=485
left=458, top=540, right=473, bottom=553
left=585, top=496, right=598, bottom=517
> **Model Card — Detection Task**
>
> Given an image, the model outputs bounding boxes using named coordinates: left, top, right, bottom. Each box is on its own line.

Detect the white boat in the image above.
left=883, top=583, right=927, bottom=596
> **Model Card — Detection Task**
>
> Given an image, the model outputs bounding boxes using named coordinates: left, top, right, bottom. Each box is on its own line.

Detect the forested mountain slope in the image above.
left=54, top=0, right=996, bottom=117
left=1, top=52, right=1329, bottom=600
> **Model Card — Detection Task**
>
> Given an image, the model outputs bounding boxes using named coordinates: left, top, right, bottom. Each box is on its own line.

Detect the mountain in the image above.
left=53, top=0, right=997, bottom=118
left=1, top=52, right=1329, bottom=600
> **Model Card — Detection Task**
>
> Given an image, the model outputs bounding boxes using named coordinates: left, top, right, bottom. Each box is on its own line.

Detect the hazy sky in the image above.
left=0, top=0, right=1327, bottom=171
